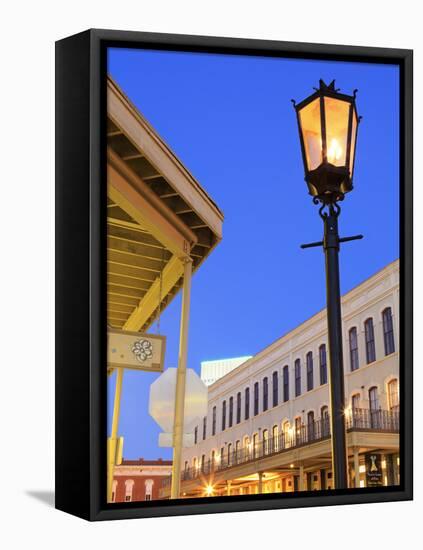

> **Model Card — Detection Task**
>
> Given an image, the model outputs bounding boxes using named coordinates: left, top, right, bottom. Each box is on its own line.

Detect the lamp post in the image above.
left=292, top=80, right=362, bottom=489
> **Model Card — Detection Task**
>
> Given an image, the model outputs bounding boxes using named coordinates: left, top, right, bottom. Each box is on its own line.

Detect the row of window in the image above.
left=195, top=345, right=328, bottom=442
left=190, top=380, right=399, bottom=467
left=348, top=307, right=395, bottom=371
left=194, top=308, right=396, bottom=443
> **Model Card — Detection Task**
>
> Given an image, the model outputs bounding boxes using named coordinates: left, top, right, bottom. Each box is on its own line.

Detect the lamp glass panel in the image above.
left=298, top=98, right=322, bottom=171
left=324, top=97, right=350, bottom=167
left=349, top=108, right=358, bottom=174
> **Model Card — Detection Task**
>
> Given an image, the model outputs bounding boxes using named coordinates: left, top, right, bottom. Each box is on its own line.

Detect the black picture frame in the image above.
left=55, top=28, right=413, bottom=521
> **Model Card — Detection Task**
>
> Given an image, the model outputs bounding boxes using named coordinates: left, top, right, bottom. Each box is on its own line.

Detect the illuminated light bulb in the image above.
left=327, top=138, right=342, bottom=163
left=205, top=484, right=214, bottom=496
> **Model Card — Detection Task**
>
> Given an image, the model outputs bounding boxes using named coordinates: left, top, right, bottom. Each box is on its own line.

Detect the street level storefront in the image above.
left=106, top=77, right=224, bottom=501
left=160, top=260, right=400, bottom=498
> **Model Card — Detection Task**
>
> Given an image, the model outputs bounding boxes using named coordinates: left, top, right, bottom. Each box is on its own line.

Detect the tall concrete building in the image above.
left=200, top=356, right=253, bottom=386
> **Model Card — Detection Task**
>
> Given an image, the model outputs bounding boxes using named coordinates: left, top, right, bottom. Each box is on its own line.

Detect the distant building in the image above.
left=112, top=458, right=172, bottom=502
left=201, top=356, right=253, bottom=386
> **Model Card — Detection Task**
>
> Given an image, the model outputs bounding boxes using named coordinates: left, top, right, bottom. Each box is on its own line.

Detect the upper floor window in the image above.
left=349, top=327, right=359, bottom=371
left=202, top=416, right=207, bottom=440
left=245, top=387, right=250, bottom=420
left=388, top=378, right=399, bottom=411
left=254, top=382, right=259, bottom=416
left=306, top=352, right=314, bottom=391
left=194, top=425, right=198, bottom=444
left=222, top=400, right=226, bottom=431
left=263, top=377, right=268, bottom=411
left=201, top=454, right=205, bottom=472
left=319, top=344, right=327, bottom=385
left=229, top=396, right=234, bottom=427
left=236, top=392, right=241, bottom=424
left=272, top=371, right=278, bottom=407
left=212, top=406, right=216, bottom=436
left=351, top=393, right=361, bottom=410
left=125, top=479, right=134, bottom=502
left=295, top=359, right=301, bottom=397
left=369, top=386, right=379, bottom=411
left=307, top=411, right=315, bottom=440
left=144, top=479, right=154, bottom=501
left=283, top=365, right=289, bottom=402
left=364, top=318, right=376, bottom=364
left=383, top=307, right=395, bottom=355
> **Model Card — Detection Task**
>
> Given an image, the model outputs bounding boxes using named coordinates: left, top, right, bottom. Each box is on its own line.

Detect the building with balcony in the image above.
left=160, top=260, right=400, bottom=498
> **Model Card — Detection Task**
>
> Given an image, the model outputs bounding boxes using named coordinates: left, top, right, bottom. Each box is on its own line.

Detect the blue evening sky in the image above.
left=107, top=48, right=399, bottom=460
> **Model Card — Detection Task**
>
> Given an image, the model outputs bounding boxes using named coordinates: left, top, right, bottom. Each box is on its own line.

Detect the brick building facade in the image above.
left=112, top=458, right=172, bottom=502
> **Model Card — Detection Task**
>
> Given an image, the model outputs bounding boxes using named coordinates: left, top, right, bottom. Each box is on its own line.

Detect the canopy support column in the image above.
left=171, top=258, right=193, bottom=499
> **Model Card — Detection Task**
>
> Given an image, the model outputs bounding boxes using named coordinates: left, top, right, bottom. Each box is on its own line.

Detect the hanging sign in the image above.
left=107, top=328, right=166, bottom=373
left=364, top=453, right=383, bottom=487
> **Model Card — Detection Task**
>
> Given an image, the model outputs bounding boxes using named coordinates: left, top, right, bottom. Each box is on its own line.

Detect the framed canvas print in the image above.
left=55, top=29, right=413, bottom=521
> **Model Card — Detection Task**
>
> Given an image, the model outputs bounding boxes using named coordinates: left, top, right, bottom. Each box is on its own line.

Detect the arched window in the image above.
left=253, top=433, right=259, bottom=458
left=212, top=406, right=216, bottom=436
left=307, top=411, right=315, bottom=441
left=235, top=439, right=241, bottom=464
left=254, top=382, right=259, bottom=416
left=124, top=479, right=134, bottom=502
left=202, top=415, right=207, bottom=440
left=229, top=396, right=234, bottom=427
left=263, top=377, right=269, bottom=411
left=295, top=416, right=302, bottom=444
left=262, top=429, right=269, bottom=455
left=245, top=387, right=250, bottom=420
left=364, top=318, right=376, bottom=363
left=283, top=421, right=291, bottom=447
left=272, top=371, right=279, bottom=407
left=211, top=450, right=216, bottom=470
left=306, top=352, right=314, bottom=391
left=283, top=365, right=289, bottom=402
left=351, top=393, right=360, bottom=410
left=349, top=327, right=359, bottom=371
left=383, top=307, right=395, bottom=355
left=227, top=443, right=232, bottom=465
left=236, top=392, right=241, bottom=424
left=144, top=479, right=154, bottom=501
left=272, top=424, right=278, bottom=452
left=369, top=386, right=380, bottom=428
left=295, top=359, right=301, bottom=396
left=221, top=401, right=226, bottom=431
left=319, top=344, right=327, bottom=385
left=201, top=454, right=205, bottom=472
left=193, top=457, right=197, bottom=473
left=111, top=480, right=117, bottom=503
left=321, top=406, right=329, bottom=437
left=388, top=379, right=399, bottom=411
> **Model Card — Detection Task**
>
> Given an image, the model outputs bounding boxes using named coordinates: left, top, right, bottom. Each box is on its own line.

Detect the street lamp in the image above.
left=293, top=79, right=362, bottom=490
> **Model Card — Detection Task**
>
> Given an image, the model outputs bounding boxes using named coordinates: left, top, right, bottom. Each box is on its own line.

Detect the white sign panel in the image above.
left=149, top=368, right=208, bottom=447
left=107, top=328, right=166, bottom=373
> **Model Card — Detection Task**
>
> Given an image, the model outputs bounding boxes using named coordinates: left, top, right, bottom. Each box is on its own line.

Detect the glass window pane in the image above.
left=349, top=108, right=358, bottom=173
left=299, top=98, right=322, bottom=170
left=324, top=97, right=350, bottom=167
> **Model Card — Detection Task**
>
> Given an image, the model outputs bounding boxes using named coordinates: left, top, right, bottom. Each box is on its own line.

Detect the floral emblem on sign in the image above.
left=132, top=339, right=153, bottom=363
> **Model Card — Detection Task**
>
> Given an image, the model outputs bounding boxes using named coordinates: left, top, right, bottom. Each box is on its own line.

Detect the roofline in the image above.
left=208, top=258, right=399, bottom=390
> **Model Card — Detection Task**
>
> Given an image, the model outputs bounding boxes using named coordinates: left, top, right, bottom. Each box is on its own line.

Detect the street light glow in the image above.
left=205, top=484, right=214, bottom=496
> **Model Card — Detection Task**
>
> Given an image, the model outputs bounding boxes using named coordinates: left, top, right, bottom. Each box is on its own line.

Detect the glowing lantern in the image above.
left=293, top=79, right=360, bottom=203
